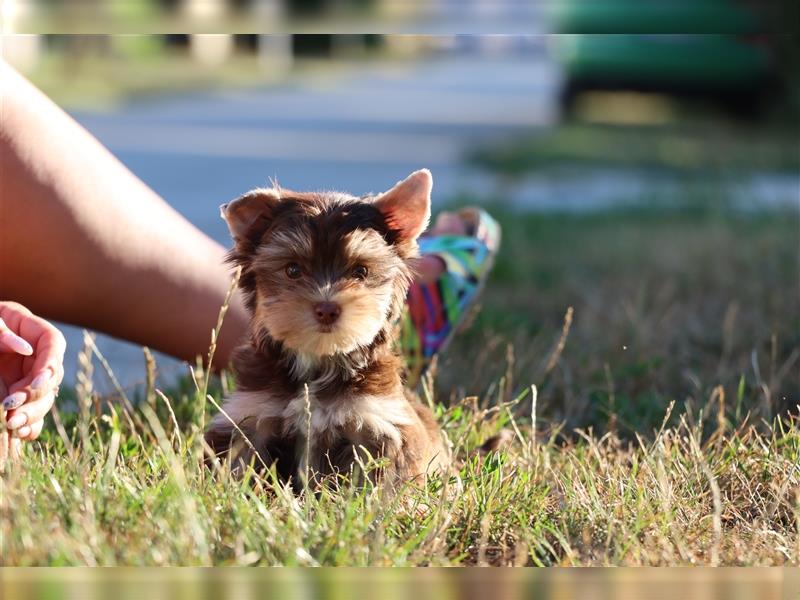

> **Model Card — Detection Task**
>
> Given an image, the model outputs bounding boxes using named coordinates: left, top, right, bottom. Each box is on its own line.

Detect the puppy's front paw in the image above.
left=203, top=415, right=236, bottom=463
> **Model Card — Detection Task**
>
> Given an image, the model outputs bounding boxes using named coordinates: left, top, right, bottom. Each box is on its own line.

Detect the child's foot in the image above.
left=402, top=208, right=501, bottom=385
left=414, top=212, right=465, bottom=283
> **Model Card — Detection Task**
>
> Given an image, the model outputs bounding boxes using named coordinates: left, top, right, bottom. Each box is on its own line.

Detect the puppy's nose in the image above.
left=313, top=301, right=341, bottom=326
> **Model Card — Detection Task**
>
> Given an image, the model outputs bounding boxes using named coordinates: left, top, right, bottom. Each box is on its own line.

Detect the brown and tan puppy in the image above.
left=205, top=170, right=449, bottom=488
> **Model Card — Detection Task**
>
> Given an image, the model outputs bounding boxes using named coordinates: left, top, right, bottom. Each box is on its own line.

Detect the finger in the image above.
left=0, top=323, right=34, bottom=355
left=4, top=313, right=66, bottom=380
left=7, top=332, right=65, bottom=397
left=2, top=389, right=27, bottom=411
left=3, top=366, right=59, bottom=410
left=13, top=310, right=56, bottom=340
left=0, top=301, right=33, bottom=321
left=2, top=371, right=44, bottom=410
left=0, top=304, right=33, bottom=337
left=18, top=419, right=44, bottom=441
left=53, top=362, right=65, bottom=387
left=27, top=324, right=67, bottom=377
left=6, top=392, right=55, bottom=431
left=2, top=313, right=65, bottom=405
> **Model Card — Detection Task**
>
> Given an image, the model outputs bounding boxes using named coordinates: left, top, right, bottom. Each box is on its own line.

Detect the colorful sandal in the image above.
left=400, top=208, right=501, bottom=386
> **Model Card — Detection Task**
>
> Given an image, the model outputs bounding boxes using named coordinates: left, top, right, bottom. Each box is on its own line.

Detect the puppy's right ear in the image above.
left=220, top=188, right=281, bottom=243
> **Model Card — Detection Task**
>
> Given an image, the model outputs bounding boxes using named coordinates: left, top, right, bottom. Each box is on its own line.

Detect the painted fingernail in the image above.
left=2, top=391, right=26, bottom=410
left=31, top=371, right=51, bottom=390
left=7, top=413, right=27, bottom=430
left=0, top=332, right=33, bottom=356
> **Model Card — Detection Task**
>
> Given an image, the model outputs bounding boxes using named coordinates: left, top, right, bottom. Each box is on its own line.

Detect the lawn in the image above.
left=2, top=203, right=798, bottom=566
left=467, top=121, right=800, bottom=176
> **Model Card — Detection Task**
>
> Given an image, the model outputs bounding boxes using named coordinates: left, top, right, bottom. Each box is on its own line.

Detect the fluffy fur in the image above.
left=205, top=170, right=449, bottom=487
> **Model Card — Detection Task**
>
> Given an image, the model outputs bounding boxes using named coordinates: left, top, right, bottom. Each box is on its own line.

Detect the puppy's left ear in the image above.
left=221, top=188, right=281, bottom=243
left=373, top=169, right=432, bottom=242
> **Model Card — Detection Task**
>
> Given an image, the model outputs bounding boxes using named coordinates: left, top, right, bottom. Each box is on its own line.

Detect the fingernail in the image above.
left=2, top=391, right=26, bottom=410
left=7, top=413, right=27, bottom=430
left=0, top=332, right=33, bottom=356
left=31, top=371, right=51, bottom=390
left=15, top=425, right=31, bottom=438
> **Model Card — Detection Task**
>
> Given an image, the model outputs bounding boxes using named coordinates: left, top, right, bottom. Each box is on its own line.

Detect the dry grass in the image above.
left=1, top=207, right=798, bottom=566
left=1, top=387, right=798, bottom=566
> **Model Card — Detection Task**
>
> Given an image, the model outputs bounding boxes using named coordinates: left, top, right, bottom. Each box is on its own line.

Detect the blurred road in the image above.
left=75, top=52, right=558, bottom=244
left=63, top=49, right=560, bottom=389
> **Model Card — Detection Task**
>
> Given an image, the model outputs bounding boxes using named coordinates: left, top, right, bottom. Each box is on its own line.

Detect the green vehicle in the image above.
left=550, top=1, right=775, bottom=115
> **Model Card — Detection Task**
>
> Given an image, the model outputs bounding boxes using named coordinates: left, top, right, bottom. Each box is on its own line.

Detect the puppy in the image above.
left=205, top=170, right=449, bottom=487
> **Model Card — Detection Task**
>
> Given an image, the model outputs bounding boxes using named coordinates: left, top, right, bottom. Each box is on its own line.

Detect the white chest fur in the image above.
left=218, top=385, right=416, bottom=450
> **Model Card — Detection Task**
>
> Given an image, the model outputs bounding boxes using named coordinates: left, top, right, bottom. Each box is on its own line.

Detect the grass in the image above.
left=24, top=49, right=278, bottom=112
left=22, top=44, right=384, bottom=111
left=467, top=121, right=800, bottom=177
left=442, top=206, right=799, bottom=433
left=1, top=205, right=799, bottom=566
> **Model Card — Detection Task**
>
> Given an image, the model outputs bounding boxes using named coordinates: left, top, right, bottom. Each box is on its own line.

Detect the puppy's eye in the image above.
left=285, top=263, right=302, bottom=279
left=351, top=265, right=368, bottom=280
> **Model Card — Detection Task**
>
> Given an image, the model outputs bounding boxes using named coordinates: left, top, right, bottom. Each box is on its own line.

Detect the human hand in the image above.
left=0, top=301, right=65, bottom=465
